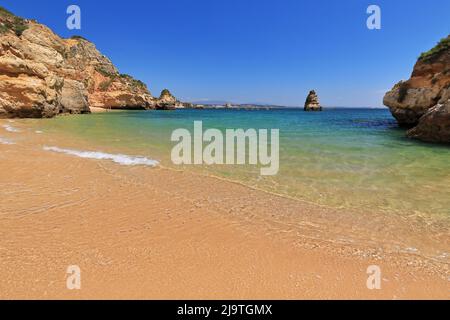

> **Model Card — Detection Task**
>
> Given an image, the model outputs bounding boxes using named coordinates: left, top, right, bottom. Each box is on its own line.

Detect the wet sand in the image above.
left=89, top=107, right=110, bottom=113
left=89, top=107, right=125, bottom=113
left=0, top=120, right=449, bottom=299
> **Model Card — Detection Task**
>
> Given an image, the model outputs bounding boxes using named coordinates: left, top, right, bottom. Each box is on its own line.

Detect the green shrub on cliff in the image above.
left=160, top=89, right=172, bottom=96
left=0, top=6, right=14, bottom=17
left=12, top=19, right=28, bottom=36
left=95, top=66, right=117, bottom=79
left=419, top=36, right=450, bottom=62
left=0, top=6, right=28, bottom=36
left=120, top=74, right=147, bottom=89
left=99, top=79, right=113, bottom=91
left=70, top=35, right=89, bottom=41
left=132, top=79, right=147, bottom=89
left=0, top=24, right=8, bottom=34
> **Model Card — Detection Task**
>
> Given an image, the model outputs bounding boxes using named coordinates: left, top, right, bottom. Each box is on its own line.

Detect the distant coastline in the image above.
left=183, top=103, right=386, bottom=110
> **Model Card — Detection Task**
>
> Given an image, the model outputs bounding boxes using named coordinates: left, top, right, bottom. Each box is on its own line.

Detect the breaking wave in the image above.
left=2, top=124, right=21, bottom=133
left=0, top=137, right=15, bottom=145
left=43, top=146, right=159, bottom=167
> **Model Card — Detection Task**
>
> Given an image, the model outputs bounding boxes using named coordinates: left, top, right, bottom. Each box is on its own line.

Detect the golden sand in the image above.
left=89, top=107, right=124, bottom=113
left=0, top=120, right=448, bottom=299
left=89, top=107, right=109, bottom=113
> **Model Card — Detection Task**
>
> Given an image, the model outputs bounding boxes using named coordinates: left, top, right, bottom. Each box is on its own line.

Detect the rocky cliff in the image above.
left=0, top=7, right=179, bottom=118
left=384, top=35, right=450, bottom=143
left=304, top=90, right=322, bottom=111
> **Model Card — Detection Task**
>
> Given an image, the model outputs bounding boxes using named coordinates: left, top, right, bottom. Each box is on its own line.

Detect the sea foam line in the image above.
left=43, top=146, right=159, bottom=167
left=2, top=124, right=21, bottom=133
left=0, top=137, right=15, bottom=145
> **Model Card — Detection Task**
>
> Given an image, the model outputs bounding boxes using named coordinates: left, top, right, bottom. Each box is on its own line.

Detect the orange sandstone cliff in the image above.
left=384, top=35, right=450, bottom=143
left=0, top=7, right=178, bottom=118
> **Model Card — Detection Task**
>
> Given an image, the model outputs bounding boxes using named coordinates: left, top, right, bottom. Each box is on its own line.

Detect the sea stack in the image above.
left=155, top=89, right=179, bottom=110
left=304, top=90, right=322, bottom=111
left=384, top=35, right=450, bottom=143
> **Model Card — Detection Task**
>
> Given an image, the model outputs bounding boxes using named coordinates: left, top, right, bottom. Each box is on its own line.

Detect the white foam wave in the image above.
left=0, top=137, right=15, bottom=145
left=43, top=146, right=159, bottom=167
left=3, top=124, right=21, bottom=133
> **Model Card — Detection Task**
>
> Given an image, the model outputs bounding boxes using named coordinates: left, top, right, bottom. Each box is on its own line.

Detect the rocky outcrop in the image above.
left=304, top=90, right=322, bottom=111
left=60, top=79, right=89, bottom=114
left=407, top=100, right=450, bottom=143
left=384, top=35, right=450, bottom=143
left=0, top=7, right=159, bottom=118
left=155, top=89, right=181, bottom=110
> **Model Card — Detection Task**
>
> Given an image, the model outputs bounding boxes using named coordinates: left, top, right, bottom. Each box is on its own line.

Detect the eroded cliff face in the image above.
left=407, top=100, right=450, bottom=143
left=384, top=36, right=450, bottom=143
left=0, top=8, right=159, bottom=118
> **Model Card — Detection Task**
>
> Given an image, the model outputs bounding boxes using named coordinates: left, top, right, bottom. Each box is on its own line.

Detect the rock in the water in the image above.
left=407, top=100, right=450, bottom=143
left=304, top=90, right=322, bottom=111
left=384, top=35, right=450, bottom=143
left=155, top=89, right=179, bottom=110
left=0, top=6, right=166, bottom=118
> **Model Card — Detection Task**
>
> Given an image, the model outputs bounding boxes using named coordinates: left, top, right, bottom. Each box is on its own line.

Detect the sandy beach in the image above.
left=0, top=119, right=448, bottom=300
left=89, top=107, right=127, bottom=113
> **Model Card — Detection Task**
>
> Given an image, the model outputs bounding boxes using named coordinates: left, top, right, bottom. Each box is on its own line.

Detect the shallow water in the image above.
left=26, top=108, right=450, bottom=220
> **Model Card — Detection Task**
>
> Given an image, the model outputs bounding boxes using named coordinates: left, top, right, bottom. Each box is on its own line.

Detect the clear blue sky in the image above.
left=3, top=0, right=449, bottom=107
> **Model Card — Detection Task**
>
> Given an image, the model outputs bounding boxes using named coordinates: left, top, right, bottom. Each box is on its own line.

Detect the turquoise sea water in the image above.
left=33, top=108, right=450, bottom=220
